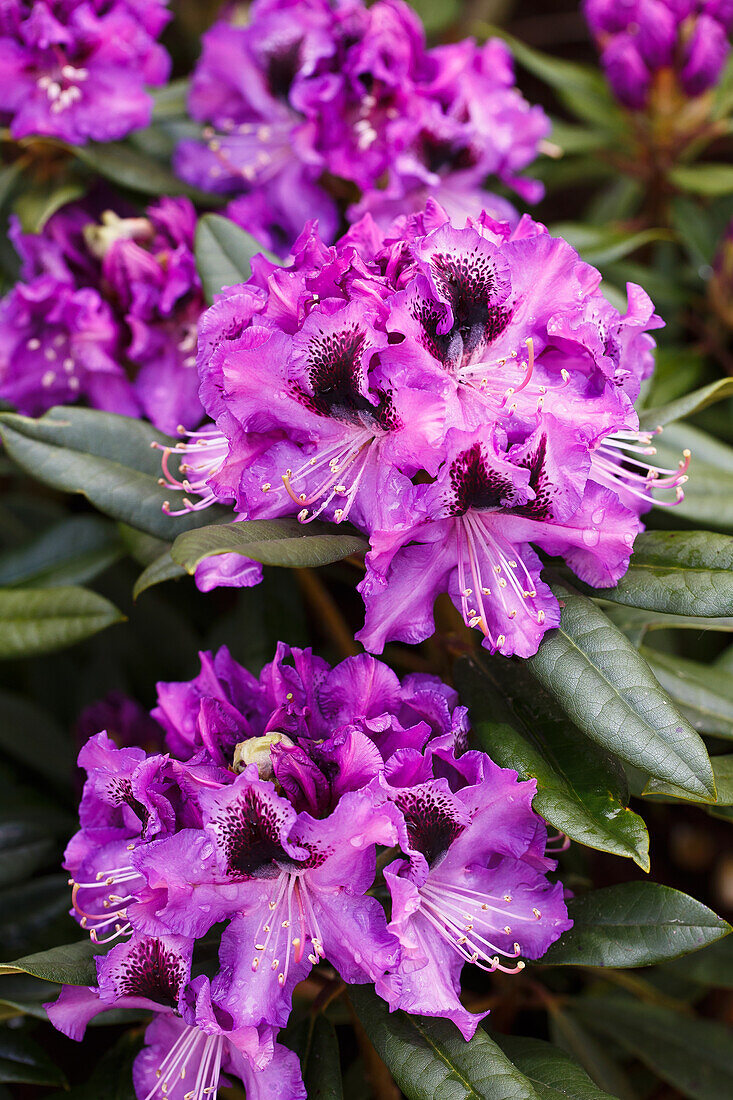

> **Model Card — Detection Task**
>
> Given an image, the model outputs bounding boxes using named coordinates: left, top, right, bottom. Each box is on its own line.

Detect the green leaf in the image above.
left=585, top=531, right=733, bottom=618
left=543, top=883, right=731, bottom=967
left=132, top=547, right=187, bottom=599
left=71, top=140, right=220, bottom=202
left=455, top=654, right=649, bottom=869
left=548, top=224, right=669, bottom=267
left=0, top=1031, right=66, bottom=1087
left=195, top=212, right=279, bottom=303
left=603, top=604, right=733, bottom=637
left=0, top=939, right=105, bottom=985
left=172, top=518, right=368, bottom=572
left=576, top=996, right=733, bottom=1100
left=0, top=515, right=121, bottom=588
left=285, top=1016, right=344, bottom=1100
left=14, top=178, right=87, bottom=234
left=0, top=820, right=55, bottom=888
left=670, top=163, right=733, bottom=196
left=494, top=1036, right=619, bottom=1100
left=645, top=754, right=733, bottom=803
left=548, top=1010, right=635, bottom=1100
left=0, top=407, right=230, bottom=540
left=640, top=650, right=733, bottom=742
left=349, top=985, right=539, bottom=1100
left=527, top=588, right=715, bottom=799
left=661, top=935, right=733, bottom=988
left=0, top=586, right=124, bottom=659
left=639, top=378, right=733, bottom=431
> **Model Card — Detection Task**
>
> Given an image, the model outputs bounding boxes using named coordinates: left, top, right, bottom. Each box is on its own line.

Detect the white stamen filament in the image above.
left=144, top=1026, right=223, bottom=1100
left=416, top=879, right=526, bottom=975
left=282, top=429, right=375, bottom=524
left=592, top=428, right=690, bottom=508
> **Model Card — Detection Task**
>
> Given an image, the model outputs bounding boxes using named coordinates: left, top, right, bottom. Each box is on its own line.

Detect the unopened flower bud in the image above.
left=232, top=733, right=295, bottom=779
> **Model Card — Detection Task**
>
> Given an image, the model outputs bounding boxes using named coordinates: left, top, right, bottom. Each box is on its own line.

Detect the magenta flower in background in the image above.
left=0, top=195, right=206, bottom=434
left=46, top=643, right=570, bottom=1095
left=174, top=0, right=549, bottom=252
left=168, top=201, right=687, bottom=657
left=0, top=0, right=171, bottom=144
left=583, top=0, right=733, bottom=108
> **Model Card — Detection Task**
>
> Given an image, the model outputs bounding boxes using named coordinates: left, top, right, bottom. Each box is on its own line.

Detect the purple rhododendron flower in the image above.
left=0, top=0, right=171, bottom=144
left=0, top=195, right=206, bottom=433
left=165, top=201, right=688, bottom=658
left=174, top=0, right=549, bottom=252
left=583, top=0, right=733, bottom=107
left=47, top=644, right=570, bottom=1095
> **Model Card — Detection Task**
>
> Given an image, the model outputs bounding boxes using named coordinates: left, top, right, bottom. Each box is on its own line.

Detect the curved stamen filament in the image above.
left=251, top=872, right=323, bottom=985
left=153, top=427, right=228, bottom=517
left=593, top=429, right=690, bottom=507
left=282, top=430, right=375, bottom=524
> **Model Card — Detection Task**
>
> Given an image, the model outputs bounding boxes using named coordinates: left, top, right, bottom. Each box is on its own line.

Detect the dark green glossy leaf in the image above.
left=0, top=407, right=230, bottom=540
left=285, top=1016, right=344, bottom=1100
left=576, top=996, right=733, bottom=1100
left=584, top=531, right=733, bottom=618
left=640, top=650, right=733, bottom=741
left=455, top=654, right=649, bottom=869
left=172, top=518, right=368, bottom=572
left=0, top=974, right=61, bottom=1021
left=542, top=883, right=730, bottom=967
left=0, top=1030, right=66, bottom=1087
left=639, top=378, right=733, bottom=431
left=603, top=604, right=733, bottom=637
left=132, top=547, right=187, bottom=599
left=0, top=939, right=104, bottom=985
left=0, top=515, right=121, bottom=588
left=0, top=586, right=124, bottom=659
left=349, top=985, right=539, bottom=1100
left=645, top=754, right=733, bottom=803
left=494, top=1036, right=618, bottom=1100
left=528, top=589, right=715, bottom=799
left=195, top=212, right=279, bottom=302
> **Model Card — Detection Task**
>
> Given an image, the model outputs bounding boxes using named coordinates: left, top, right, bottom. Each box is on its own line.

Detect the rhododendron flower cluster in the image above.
left=46, top=644, right=570, bottom=1100
left=175, top=0, right=549, bottom=253
left=0, top=0, right=171, bottom=144
left=583, top=0, right=733, bottom=109
left=164, top=201, right=688, bottom=657
left=0, top=195, right=205, bottom=434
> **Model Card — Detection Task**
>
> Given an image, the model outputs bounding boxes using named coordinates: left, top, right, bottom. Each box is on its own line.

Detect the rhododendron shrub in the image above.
left=0, top=3, right=730, bottom=1099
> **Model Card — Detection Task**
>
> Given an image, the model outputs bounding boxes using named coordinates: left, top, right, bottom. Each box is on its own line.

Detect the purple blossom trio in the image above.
left=175, top=0, right=550, bottom=252
left=163, top=200, right=688, bottom=657
left=0, top=0, right=171, bottom=144
left=0, top=195, right=205, bottom=434
left=47, top=645, right=571, bottom=1099
left=584, top=0, right=733, bottom=108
